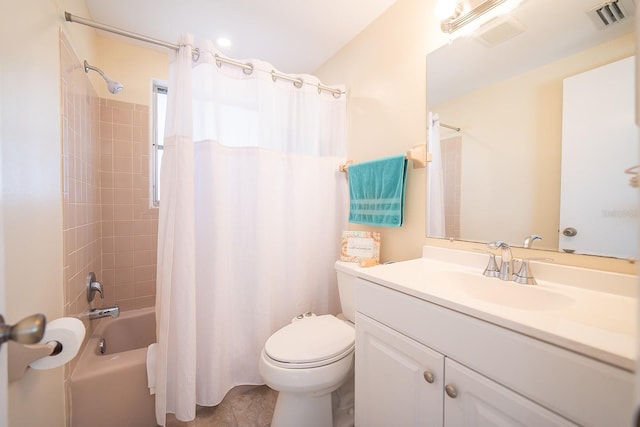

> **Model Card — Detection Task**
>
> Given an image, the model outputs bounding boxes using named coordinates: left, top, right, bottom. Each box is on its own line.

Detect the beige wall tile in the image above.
left=100, top=97, right=158, bottom=310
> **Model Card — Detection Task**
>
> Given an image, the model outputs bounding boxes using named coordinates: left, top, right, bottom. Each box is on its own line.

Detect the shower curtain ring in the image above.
left=192, top=48, right=200, bottom=62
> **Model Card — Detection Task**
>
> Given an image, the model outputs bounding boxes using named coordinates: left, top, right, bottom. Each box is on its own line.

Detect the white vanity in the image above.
left=354, top=247, right=636, bottom=426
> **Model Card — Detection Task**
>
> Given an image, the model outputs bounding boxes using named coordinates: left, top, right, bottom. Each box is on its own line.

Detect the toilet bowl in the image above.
left=259, top=261, right=360, bottom=427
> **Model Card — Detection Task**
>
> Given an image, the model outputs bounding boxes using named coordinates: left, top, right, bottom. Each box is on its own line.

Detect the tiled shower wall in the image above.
left=99, top=99, right=158, bottom=311
left=61, top=33, right=102, bottom=325
left=61, top=32, right=158, bottom=321
left=441, top=135, right=461, bottom=239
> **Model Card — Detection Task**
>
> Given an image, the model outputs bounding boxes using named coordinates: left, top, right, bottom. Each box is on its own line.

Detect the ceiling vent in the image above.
left=474, top=15, right=526, bottom=47
left=588, top=0, right=635, bottom=27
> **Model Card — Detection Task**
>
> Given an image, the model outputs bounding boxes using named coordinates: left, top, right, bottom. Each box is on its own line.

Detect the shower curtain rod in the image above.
left=427, top=122, right=461, bottom=132
left=64, top=12, right=344, bottom=97
left=440, top=123, right=461, bottom=132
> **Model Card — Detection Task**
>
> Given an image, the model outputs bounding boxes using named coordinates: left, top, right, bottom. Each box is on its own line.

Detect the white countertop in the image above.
left=355, top=247, right=637, bottom=371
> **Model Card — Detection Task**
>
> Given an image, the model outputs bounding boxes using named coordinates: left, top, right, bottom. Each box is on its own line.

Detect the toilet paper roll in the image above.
left=29, top=317, right=86, bottom=370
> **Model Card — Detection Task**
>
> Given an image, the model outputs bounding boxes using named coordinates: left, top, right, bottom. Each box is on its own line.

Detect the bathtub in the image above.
left=70, top=307, right=156, bottom=427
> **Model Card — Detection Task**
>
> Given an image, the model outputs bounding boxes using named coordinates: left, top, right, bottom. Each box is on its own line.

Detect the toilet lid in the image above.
left=264, top=315, right=355, bottom=366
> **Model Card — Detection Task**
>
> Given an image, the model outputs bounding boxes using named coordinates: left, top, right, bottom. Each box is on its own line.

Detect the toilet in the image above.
left=259, top=261, right=360, bottom=427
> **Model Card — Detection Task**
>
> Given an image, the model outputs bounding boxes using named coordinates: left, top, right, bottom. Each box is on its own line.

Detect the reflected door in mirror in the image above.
left=559, top=56, right=638, bottom=258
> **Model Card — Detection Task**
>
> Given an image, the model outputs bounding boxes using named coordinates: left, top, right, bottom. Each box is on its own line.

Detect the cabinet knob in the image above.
left=423, top=370, right=435, bottom=384
left=445, top=384, right=458, bottom=398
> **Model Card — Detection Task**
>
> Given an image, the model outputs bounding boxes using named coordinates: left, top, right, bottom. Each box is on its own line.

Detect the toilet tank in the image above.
left=334, top=261, right=361, bottom=323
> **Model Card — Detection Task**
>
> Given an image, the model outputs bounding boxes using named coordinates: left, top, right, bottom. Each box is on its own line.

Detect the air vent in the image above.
left=588, top=0, right=635, bottom=27
left=474, top=15, right=526, bottom=47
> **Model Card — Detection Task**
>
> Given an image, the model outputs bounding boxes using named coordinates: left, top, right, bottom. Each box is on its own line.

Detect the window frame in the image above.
left=151, top=82, right=167, bottom=207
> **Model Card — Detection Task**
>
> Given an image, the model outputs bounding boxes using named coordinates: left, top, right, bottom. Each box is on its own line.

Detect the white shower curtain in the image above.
left=155, top=35, right=348, bottom=425
left=427, top=112, right=446, bottom=237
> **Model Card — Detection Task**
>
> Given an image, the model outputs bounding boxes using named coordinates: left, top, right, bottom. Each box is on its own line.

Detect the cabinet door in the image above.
left=444, top=359, right=577, bottom=426
left=355, top=312, right=444, bottom=427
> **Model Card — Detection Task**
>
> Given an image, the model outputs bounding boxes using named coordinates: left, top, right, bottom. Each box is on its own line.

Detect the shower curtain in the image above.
left=155, top=35, right=348, bottom=425
left=428, top=112, right=446, bottom=237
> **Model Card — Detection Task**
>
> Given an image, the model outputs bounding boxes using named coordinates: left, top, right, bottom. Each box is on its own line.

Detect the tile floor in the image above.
left=164, top=385, right=278, bottom=427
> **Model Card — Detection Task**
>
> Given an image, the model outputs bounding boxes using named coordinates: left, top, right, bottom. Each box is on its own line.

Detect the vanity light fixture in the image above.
left=435, top=0, right=462, bottom=20
left=438, top=0, right=524, bottom=35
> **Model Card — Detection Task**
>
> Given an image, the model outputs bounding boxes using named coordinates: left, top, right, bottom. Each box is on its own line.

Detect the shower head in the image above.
left=84, top=60, right=124, bottom=94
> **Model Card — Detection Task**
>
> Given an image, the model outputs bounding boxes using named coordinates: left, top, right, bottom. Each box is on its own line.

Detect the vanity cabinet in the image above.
left=355, top=277, right=634, bottom=427
left=356, top=313, right=574, bottom=427
left=356, top=312, right=444, bottom=426
left=443, top=358, right=574, bottom=426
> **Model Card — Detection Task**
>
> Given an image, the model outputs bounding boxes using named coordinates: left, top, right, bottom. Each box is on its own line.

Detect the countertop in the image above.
left=355, top=247, right=637, bottom=372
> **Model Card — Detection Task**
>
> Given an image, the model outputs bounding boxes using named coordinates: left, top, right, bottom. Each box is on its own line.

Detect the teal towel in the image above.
left=348, top=154, right=408, bottom=227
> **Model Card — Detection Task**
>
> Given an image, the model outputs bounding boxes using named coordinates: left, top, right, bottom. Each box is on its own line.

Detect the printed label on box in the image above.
left=340, top=231, right=380, bottom=262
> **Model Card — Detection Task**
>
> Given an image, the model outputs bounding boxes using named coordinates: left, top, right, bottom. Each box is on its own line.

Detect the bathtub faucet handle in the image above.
left=86, top=272, right=104, bottom=303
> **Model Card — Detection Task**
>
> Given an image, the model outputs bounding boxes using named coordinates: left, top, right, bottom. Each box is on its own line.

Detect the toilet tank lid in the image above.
left=334, top=260, right=362, bottom=273
left=264, top=315, right=354, bottom=365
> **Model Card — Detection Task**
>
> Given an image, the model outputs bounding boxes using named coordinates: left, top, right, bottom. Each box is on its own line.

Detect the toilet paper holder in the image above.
left=8, top=340, right=61, bottom=382
left=0, top=312, right=59, bottom=382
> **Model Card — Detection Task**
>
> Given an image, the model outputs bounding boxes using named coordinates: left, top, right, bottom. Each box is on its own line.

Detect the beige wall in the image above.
left=1, top=0, right=98, bottom=425
left=317, top=0, right=637, bottom=274
left=316, top=0, right=440, bottom=262
left=94, top=36, right=169, bottom=105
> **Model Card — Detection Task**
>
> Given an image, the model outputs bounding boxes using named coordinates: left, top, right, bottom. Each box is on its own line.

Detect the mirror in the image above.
left=426, top=0, right=637, bottom=258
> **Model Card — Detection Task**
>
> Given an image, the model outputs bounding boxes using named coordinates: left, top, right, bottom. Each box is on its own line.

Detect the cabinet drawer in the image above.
left=356, top=278, right=634, bottom=427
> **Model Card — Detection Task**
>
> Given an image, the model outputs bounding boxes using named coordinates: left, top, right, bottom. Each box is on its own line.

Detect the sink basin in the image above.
left=428, top=270, right=575, bottom=311
left=356, top=249, right=637, bottom=372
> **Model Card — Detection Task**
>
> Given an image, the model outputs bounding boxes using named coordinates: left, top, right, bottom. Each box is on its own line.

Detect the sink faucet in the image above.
left=89, top=305, right=119, bottom=320
left=522, top=234, right=542, bottom=249
left=489, top=241, right=513, bottom=281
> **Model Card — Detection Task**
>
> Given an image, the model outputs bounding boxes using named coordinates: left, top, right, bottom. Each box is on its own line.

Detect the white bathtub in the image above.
left=70, top=307, right=156, bottom=427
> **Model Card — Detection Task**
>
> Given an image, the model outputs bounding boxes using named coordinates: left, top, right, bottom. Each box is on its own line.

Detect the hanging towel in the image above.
left=348, top=154, right=408, bottom=227
left=146, top=343, right=157, bottom=395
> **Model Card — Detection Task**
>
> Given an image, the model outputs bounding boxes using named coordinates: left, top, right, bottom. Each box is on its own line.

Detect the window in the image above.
left=152, top=82, right=167, bottom=206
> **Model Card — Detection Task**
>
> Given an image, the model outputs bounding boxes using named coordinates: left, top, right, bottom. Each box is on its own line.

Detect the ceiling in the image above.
left=83, top=0, right=398, bottom=74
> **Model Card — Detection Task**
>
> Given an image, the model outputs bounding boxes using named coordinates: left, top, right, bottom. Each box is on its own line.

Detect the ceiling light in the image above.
left=216, top=37, right=232, bottom=48
left=440, top=0, right=524, bottom=35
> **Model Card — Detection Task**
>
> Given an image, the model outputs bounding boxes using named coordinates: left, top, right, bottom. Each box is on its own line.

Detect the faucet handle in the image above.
left=86, top=272, right=104, bottom=303
left=473, top=248, right=500, bottom=277
left=513, top=257, right=553, bottom=285
left=483, top=252, right=501, bottom=278
left=513, top=259, right=536, bottom=285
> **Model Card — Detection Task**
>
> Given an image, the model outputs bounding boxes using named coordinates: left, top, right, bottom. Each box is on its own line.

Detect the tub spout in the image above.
left=89, top=305, right=120, bottom=320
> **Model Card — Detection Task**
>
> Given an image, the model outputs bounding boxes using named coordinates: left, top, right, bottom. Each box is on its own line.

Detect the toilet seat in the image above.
left=264, top=315, right=355, bottom=369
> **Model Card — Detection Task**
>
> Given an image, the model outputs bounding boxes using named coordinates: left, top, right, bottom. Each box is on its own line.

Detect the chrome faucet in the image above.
left=489, top=241, right=513, bottom=281
left=474, top=248, right=500, bottom=277
left=513, top=259, right=537, bottom=285
left=86, top=272, right=104, bottom=302
left=513, top=257, right=553, bottom=286
left=522, top=234, right=542, bottom=249
left=89, top=305, right=119, bottom=320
